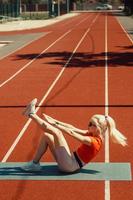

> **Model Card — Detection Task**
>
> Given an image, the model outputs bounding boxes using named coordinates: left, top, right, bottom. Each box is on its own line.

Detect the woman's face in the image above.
left=88, top=121, right=99, bottom=135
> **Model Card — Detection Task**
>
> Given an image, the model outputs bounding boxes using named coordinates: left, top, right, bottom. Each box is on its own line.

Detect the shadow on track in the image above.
left=0, top=165, right=100, bottom=177
left=13, top=50, right=133, bottom=67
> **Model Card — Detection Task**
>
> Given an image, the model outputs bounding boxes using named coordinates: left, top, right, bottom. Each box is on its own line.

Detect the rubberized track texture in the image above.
left=0, top=11, right=132, bottom=200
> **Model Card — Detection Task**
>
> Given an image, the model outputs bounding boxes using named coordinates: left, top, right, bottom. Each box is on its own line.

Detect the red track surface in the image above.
left=0, top=12, right=132, bottom=200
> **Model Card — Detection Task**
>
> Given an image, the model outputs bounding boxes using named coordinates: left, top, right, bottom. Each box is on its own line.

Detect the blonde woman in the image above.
left=21, top=98, right=127, bottom=173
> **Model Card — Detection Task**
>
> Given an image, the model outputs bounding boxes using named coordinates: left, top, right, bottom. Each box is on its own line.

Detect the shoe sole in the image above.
left=23, top=98, right=37, bottom=116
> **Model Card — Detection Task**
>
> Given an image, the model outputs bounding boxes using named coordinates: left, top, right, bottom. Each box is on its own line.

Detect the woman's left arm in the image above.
left=56, top=123, right=92, bottom=145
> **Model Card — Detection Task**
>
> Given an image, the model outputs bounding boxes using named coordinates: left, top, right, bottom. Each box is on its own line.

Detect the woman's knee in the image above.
left=43, top=132, right=54, bottom=142
left=44, top=130, right=67, bottom=149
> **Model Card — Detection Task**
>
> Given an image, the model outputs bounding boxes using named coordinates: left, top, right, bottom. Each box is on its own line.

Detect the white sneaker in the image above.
left=23, top=98, right=37, bottom=117
left=21, top=161, right=41, bottom=172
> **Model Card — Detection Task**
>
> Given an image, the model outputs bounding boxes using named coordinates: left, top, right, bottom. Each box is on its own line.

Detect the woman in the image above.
left=21, top=98, right=127, bottom=173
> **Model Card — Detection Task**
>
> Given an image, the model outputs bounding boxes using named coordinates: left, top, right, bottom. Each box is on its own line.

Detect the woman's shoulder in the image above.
left=90, top=135, right=103, bottom=146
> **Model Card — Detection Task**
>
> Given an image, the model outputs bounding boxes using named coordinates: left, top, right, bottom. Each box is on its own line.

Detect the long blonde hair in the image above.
left=91, top=114, right=127, bottom=147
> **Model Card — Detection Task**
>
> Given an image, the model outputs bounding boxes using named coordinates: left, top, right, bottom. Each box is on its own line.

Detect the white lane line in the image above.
left=105, top=13, right=109, bottom=163
left=0, top=30, right=71, bottom=88
left=0, top=41, right=13, bottom=44
left=1, top=14, right=99, bottom=163
left=74, top=13, right=93, bottom=27
left=0, top=41, right=13, bottom=48
left=61, top=13, right=85, bottom=27
left=116, top=18, right=133, bottom=45
left=0, top=44, right=6, bottom=47
left=104, top=13, right=110, bottom=200
left=59, top=12, right=93, bottom=28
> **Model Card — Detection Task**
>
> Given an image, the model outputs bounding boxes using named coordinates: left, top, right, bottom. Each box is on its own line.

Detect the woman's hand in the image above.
left=43, top=114, right=57, bottom=125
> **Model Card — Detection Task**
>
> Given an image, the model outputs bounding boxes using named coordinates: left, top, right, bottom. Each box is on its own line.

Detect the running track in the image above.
left=0, top=12, right=132, bottom=200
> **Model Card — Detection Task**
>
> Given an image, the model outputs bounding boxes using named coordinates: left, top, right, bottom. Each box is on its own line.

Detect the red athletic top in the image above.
left=76, top=133, right=102, bottom=163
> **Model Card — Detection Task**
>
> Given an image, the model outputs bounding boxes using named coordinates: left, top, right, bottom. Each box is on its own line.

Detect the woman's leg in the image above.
left=33, top=132, right=57, bottom=163
left=21, top=132, right=57, bottom=171
left=29, top=114, right=80, bottom=172
left=30, top=113, right=71, bottom=155
left=22, top=99, right=80, bottom=172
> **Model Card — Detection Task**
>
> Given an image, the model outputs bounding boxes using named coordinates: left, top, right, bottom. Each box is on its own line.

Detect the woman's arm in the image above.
left=30, top=114, right=91, bottom=145
left=43, top=114, right=88, bottom=135
left=54, top=123, right=92, bottom=145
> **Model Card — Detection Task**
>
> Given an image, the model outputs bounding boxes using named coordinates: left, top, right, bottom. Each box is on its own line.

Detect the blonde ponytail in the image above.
left=106, top=116, right=127, bottom=147
left=92, top=114, right=128, bottom=147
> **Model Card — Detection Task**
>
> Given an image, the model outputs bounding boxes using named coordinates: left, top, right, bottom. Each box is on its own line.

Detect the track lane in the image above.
left=1, top=11, right=132, bottom=200
left=107, top=13, right=133, bottom=200
left=0, top=12, right=106, bottom=200
left=6, top=13, right=106, bottom=162
left=0, top=12, right=99, bottom=160
left=0, top=13, right=95, bottom=87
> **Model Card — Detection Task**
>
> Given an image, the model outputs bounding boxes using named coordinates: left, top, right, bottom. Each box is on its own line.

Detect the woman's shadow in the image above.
left=0, top=163, right=100, bottom=178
